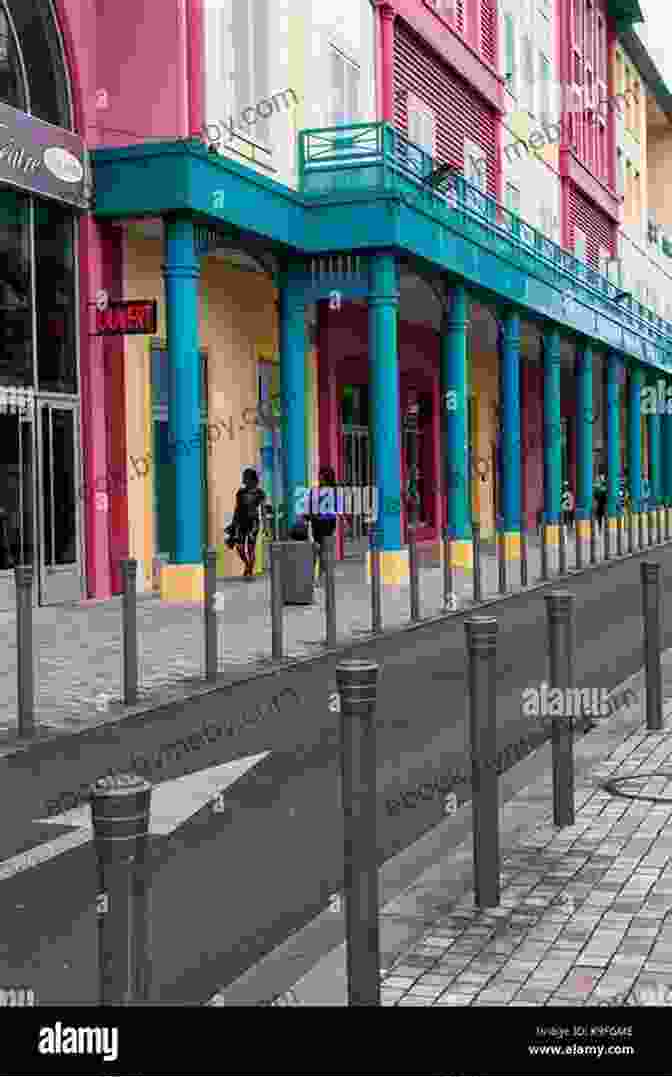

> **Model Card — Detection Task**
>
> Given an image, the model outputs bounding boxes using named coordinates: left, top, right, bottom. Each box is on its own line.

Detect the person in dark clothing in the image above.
left=309, top=465, right=338, bottom=585
left=230, top=468, right=266, bottom=577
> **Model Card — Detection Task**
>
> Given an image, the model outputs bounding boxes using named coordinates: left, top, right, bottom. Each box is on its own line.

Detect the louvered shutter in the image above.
left=393, top=19, right=498, bottom=197
left=567, top=183, right=616, bottom=268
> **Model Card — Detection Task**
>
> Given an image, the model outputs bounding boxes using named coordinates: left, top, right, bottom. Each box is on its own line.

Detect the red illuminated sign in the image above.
left=95, top=300, right=157, bottom=336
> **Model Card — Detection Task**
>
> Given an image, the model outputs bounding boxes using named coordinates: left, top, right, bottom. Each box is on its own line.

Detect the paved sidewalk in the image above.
left=0, top=538, right=561, bottom=740
left=226, top=661, right=672, bottom=1008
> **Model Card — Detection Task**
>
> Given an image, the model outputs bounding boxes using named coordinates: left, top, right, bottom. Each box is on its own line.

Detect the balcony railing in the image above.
left=299, top=122, right=672, bottom=350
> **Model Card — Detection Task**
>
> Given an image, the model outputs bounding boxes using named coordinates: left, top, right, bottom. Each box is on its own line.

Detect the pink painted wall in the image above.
left=52, top=1, right=205, bottom=597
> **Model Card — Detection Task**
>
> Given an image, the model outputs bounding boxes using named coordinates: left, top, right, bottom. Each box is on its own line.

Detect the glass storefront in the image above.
left=0, top=0, right=83, bottom=609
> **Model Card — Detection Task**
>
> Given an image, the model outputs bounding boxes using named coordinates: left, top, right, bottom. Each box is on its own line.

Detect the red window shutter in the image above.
left=393, top=19, right=498, bottom=197
left=567, top=182, right=616, bottom=268
left=480, top=0, right=496, bottom=69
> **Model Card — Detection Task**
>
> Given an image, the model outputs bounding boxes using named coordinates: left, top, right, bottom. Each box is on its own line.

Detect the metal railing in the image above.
left=299, top=122, right=672, bottom=364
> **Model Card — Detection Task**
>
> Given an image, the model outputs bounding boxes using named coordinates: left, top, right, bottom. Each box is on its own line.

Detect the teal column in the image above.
left=575, top=344, right=593, bottom=522
left=628, top=365, right=643, bottom=514
left=543, top=327, right=561, bottom=524
left=500, top=309, right=521, bottom=533
left=648, top=384, right=661, bottom=508
left=369, top=252, right=402, bottom=552
left=163, top=215, right=202, bottom=564
left=279, top=259, right=307, bottom=530
left=441, top=284, right=470, bottom=540
left=606, top=352, right=621, bottom=518
left=663, top=380, right=672, bottom=508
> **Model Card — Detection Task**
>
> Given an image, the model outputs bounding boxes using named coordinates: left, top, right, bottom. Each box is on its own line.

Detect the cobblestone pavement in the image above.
left=0, top=537, right=564, bottom=739
left=243, top=673, right=672, bottom=1008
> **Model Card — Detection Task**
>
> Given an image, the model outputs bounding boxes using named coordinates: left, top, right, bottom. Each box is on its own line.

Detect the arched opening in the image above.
left=1, top=0, right=71, bottom=128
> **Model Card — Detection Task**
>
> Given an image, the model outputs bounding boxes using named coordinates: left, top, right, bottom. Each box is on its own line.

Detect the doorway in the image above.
left=36, top=398, right=83, bottom=604
left=0, top=407, right=36, bottom=609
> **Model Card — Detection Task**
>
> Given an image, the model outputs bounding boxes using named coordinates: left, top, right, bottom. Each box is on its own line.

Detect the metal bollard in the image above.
left=369, top=527, right=382, bottom=634
left=269, top=542, right=283, bottom=660
left=324, top=534, right=337, bottom=647
left=121, top=559, right=138, bottom=706
left=14, top=565, right=34, bottom=738
left=442, top=527, right=455, bottom=611
left=408, top=525, right=420, bottom=622
left=336, top=659, right=381, bottom=1005
left=91, top=773, right=152, bottom=1004
left=590, top=516, right=598, bottom=565
left=540, top=519, right=549, bottom=582
left=559, top=522, right=568, bottom=576
left=472, top=523, right=482, bottom=604
left=545, top=591, right=576, bottom=828
left=498, top=530, right=507, bottom=595
left=465, top=617, right=500, bottom=908
left=520, top=526, right=528, bottom=588
left=575, top=519, right=583, bottom=571
left=204, top=547, right=218, bottom=682
left=641, top=562, right=663, bottom=732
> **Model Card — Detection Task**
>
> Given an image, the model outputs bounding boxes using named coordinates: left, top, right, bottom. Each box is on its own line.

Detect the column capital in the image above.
left=376, top=1, right=396, bottom=22
left=161, top=261, right=200, bottom=281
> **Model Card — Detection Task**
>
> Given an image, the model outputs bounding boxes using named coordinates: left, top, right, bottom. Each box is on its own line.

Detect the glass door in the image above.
left=37, top=399, right=83, bottom=604
left=0, top=407, right=36, bottom=610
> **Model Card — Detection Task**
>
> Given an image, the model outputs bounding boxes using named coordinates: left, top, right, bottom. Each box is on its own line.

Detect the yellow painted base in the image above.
left=544, top=524, right=560, bottom=547
left=366, top=549, right=409, bottom=585
left=438, top=539, right=473, bottom=570
left=503, top=531, right=520, bottom=562
left=577, top=519, right=591, bottom=541
left=160, top=563, right=205, bottom=602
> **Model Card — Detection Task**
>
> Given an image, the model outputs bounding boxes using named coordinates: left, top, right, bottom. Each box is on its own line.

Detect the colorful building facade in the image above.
left=10, top=0, right=672, bottom=609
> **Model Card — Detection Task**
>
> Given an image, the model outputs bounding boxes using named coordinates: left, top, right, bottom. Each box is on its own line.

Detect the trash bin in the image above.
left=277, top=540, right=314, bottom=605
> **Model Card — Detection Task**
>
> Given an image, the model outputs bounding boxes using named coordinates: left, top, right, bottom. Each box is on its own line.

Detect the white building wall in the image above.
left=499, top=0, right=561, bottom=244
left=203, top=0, right=375, bottom=191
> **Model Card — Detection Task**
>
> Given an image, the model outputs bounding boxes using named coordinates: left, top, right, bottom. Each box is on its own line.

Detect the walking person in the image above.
left=309, top=465, right=338, bottom=586
left=594, top=471, right=607, bottom=533
left=228, top=468, right=266, bottom=578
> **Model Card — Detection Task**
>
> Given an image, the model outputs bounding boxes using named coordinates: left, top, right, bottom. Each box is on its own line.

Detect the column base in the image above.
left=366, top=549, right=409, bottom=585
left=503, top=531, right=520, bottom=562
left=160, top=563, right=205, bottom=602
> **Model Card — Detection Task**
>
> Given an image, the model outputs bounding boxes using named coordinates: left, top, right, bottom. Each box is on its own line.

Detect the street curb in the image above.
left=210, top=665, right=656, bottom=1005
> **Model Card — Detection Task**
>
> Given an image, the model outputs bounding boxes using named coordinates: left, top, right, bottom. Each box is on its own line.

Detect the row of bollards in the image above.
left=67, top=556, right=667, bottom=1005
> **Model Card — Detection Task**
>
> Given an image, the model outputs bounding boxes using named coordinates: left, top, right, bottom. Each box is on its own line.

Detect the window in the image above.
left=632, top=80, right=640, bottom=137
left=0, top=8, right=25, bottom=112
left=539, top=53, right=551, bottom=125
left=539, top=205, right=556, bottom=239
left=464, top=137, right=487, bottom=190
left=616, top=149, right=624, bottom=197
left=625, top=159, right=632, bottom=221
left=35, top=201, right=76, bottom=394
left=330, top=47, right=360, bottom=127
left=407, top=93, right=435, bottom=157
left=598, top=246, right=610, bottom=277
left=523, top=34, right=534, bottom=112
left=633, top=169, right=640, bottom=228
left=504, top=13, right=516, bottom=96
left=505, top=182, right=520, bottom=214
left=574, top=226, right=587, bottom=263
left=231, top=0, right=270, bottom=144
left=625, top=64, right=632, bottom=131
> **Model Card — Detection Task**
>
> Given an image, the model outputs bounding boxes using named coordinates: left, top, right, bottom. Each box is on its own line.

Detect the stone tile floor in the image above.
left=239, top=683, right=672, bottom=1008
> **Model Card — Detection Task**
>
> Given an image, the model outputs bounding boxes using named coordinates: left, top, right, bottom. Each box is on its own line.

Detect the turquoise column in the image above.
left=279, top=259, right=307, bottom=530
left=628, top=365, right=643, bottom=517
left=663, top=380, right=672, bottom=510
left=369, top=251, right=402, bottom=556
left=648, top=385, right=661, bottom=509
left=441, top=284, right=470, bottom=540
left=606, top=352, right=621, bottom=519
left=575, top=344, right=593, bottom=524
left=500, top=309, right=521, bottom=536
left=163, top=215, right=202, bottom=565
left=543, top=327, right=561, bottom=525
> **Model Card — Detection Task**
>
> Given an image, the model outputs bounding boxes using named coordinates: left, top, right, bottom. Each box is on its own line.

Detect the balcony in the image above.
left=299, top=122, right=672, bottom=357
